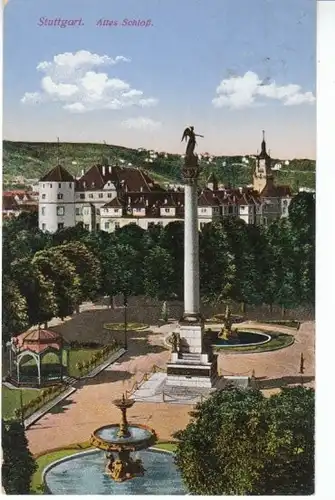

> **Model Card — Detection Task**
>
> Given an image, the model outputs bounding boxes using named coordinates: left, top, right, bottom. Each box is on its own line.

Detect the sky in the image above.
left=3, top=0, right=316, bottom=158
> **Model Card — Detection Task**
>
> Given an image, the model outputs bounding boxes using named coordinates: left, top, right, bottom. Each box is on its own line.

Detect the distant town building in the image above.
left=2, top=190, right=38, bottom=220
left=37, top=133, right=292, bottom=233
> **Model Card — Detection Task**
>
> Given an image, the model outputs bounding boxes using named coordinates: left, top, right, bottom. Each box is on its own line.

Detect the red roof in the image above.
left=15, top=329, right=63, bottom=354
left=40, top=165, right=75, bottom=182
left=2, top=195, right=20, bottom=211
left=75, top=165, right=159, bottom=192
left=260, top=184, right=292, bottom=197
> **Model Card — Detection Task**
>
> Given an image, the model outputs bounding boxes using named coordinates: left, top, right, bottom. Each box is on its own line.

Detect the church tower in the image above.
left=253, top=131, right=274, bottom=193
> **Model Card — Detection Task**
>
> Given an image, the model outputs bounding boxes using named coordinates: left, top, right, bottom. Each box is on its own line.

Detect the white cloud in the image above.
left=121, top=117, right=162, bottom=131
left=212, top=71, right=315, bottom=109
left=21, top=50, right=157, bottom=113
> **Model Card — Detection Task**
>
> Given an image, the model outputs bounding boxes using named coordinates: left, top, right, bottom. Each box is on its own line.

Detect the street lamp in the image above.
left=124, top=295, right=128, bottom=350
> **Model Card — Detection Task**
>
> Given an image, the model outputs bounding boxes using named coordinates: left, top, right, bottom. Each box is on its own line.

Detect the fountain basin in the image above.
left=211, top=330, right=271, bottom=348
left=43, top=448, right=186, bottom=495
left=91, top=424, right=157, bottom=452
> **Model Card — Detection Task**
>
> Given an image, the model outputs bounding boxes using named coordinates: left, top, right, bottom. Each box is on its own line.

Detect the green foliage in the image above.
left=143, top=246, right=175, bottom=300
left=174, top=387, right=314, bottom=495
left=2, top=419, right=37, bottom=494
left=11, top=258, right=58, bottom=326
left=32, top=248, right=81, bottom=319
left=199, top=221, right=236, bottom=304
left=2, top=280, right=29, bottom=343
left=55, top=242, right=102, bottom=303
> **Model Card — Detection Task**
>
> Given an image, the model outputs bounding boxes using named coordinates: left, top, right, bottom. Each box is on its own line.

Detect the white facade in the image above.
left=39, top=181, right=75, bottom=233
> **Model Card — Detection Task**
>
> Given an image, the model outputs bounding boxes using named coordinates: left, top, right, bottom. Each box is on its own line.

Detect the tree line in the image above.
left=2, top=192, right=314, bottom=343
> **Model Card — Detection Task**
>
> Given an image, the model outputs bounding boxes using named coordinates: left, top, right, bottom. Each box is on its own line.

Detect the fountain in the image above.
left=90, top=394, right=157, bottom=482
left=218, top=306, right=238, bottom=340
left=210, top=306, right=272, bottom=349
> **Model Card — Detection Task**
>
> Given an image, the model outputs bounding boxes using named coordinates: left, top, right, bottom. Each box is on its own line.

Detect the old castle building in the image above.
left=38, top=133, right=292, bottom=233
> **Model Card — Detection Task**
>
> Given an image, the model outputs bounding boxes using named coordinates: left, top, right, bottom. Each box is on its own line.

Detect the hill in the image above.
left=2, top=140, right=315, bottom=190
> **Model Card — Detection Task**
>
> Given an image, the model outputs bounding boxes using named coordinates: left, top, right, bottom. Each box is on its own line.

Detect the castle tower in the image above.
left=206, top=172, right=218, bottom=191
left=253, top=131, right=274, bottom=193
left=39, top=165, right=76, bottom=233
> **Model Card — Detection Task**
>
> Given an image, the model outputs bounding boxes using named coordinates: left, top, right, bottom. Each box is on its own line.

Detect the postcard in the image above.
left=2, top=0, right=315, bottom=495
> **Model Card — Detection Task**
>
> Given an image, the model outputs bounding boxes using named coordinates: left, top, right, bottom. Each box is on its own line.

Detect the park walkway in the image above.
left=26, top=319, right=314, bottom=455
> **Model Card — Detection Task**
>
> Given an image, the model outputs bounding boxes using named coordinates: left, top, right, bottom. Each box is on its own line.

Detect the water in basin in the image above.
left=96, top=425, right=153, bottom=443
left=44, top=449, right=186, bottom=495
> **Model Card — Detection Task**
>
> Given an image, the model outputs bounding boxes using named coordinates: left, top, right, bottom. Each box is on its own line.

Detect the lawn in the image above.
left=67, top=348, right=102, bottom=377
left=2, top=386, right=41, bottom=420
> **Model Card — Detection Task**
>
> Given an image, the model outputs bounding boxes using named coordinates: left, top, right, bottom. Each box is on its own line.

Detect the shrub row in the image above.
left=68, top=340, right=103, bottom=349
left=13, top=385, right=65, bottom=421
left=75, top=341, right=119, bottom=376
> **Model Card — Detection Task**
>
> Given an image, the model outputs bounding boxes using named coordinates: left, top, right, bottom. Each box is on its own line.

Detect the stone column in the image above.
left=184, top=181, right=200, bottom=317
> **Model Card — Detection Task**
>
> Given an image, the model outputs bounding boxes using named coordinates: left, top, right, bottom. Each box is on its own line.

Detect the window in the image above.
left=228, top=205, right=234, bottom=214
left=43, top=184, right=45, bottom=188
left=50, top=184, right=52, bottom=188
left=113, top=208, right=119, bottom=213
left=58, top=223, right=64, bottom=230
left=84, top=224, right=89, bottom=230
left=96, top=223, right=100, bottom=230
left=57, top=193, right=63, bottom=200
left=103, top=208, right=109, bottom=214
left=99, top=193, right=103, bottom=198
left=200, top=208, right=207, bottom=213
left=96, top=209, right=100, bottom=215
left=58, top=183, right=62, bottom=188
left=115, top=222, right=120, bottom=229
left=89, top=194, right=94, bottom=199
left=83, top=208, right=89, bottom=215
left=263, top=217, right=268, bottom=227
left=76, top=208, right=81, bottom=215
left=107, top=193, right=112, bottom=198
left=165, top=208, right=170, bottom=213
left=57, top=206, right=65, bottom=216
left=80, top=194, right=85, bottom=199
left=42, top=194, right=46, bottom=199
left=42, top=223, right=46, bottom=230
left=69, top=183, right=72, bottom=188
left=104, top=222, right=110, bottom=230
left=41, top=207, right=46, bottom=216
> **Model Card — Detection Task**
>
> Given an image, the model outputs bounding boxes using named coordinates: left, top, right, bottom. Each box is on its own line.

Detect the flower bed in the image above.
left=103, top=322, right=149, bottom=331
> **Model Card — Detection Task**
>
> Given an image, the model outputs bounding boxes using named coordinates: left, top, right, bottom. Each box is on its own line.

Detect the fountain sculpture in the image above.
left=218, top=305, right=237, bottom=340
left=90, top=394, right=157, bottom=482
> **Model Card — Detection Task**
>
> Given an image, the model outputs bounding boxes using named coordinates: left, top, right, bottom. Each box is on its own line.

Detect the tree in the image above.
left=101, top=241, right=143, bottom=303
left=11, top=258, right=58, bottom=327
left=160, top=221, right=184, bottom=300
left=2, top=280, right=29, bottom=344
left=174, top=387, right=314, bottom=496
left=288, top=193, right=315, bottom=306
left=142, top=245, right=175, bottom=300
left=199, top=222, right=236, bottom=304
left=56, top=242, right=102, bottom=305
left=2, top=419, right=37, bottom=494
left=32, top=248, right=81, bottom=319
left=264, top=218, right=299, bottom=314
